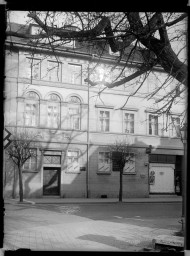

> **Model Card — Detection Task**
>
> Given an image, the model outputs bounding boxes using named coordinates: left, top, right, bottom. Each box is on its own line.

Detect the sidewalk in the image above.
left=4, top=195, right=182, bottom=205
left=3, top=195, right=183, bottom=251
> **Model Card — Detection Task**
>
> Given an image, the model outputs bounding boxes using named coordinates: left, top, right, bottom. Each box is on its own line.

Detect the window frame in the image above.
left=148, top=114, right=159, bottom=136
left=47, top=60, right=62, bottom=82
left=26, top=57, right=41, bottom=80
left=24, top=92, right=39, bottom=127
left=123, top=152, right=136, bottom=175
left=97, top=151, right=111, bottom=174
left=22, top=148, right=37, bottom=172
left=123, top=111, right=135, bottom=134
left=47, top=94, right=61, bottom=129
left=66, top=149, right=81, bottom=173
left=98, top=109, right=110, bottom=132
left=170, top=116, right=181, bottom=138
left=68, top=63, right=82, bottom=85
left=68, top=96, right=81, bottom=130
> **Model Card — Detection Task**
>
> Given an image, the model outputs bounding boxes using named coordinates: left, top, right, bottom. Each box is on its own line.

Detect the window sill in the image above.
left=97, top=172, right=111, bottom=175
left=65, top=171, right=81, bottom=174
left=123, top=172, right=136, bottom=175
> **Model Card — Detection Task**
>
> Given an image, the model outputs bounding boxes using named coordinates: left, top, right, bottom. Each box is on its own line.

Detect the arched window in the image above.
left=25, top=91, right=39, bottom=127
left=47, top=94, right=61, bottom=128
left=68, top=96, right=81, bottom=130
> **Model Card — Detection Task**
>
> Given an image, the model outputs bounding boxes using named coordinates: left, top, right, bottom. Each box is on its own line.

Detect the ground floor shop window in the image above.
left=123, top=153, right=135, bottom=174
left=23, top=149, right=37, bottom=171
left=98, top=152, right=111, bottom=174
left=67, top=150, right=80, bottom=173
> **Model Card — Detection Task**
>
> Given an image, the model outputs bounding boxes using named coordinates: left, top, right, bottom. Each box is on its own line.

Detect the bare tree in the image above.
left=6, top=11, right=187, bottom=115
left=5, top=128, right=40, bottom=202
left=108, top=140, right=139, bottom=202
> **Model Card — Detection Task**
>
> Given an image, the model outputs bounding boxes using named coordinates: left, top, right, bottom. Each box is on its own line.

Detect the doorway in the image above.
left=149, top=164, right=175, bottom=193
left=43, top=167, right=61, bottom=196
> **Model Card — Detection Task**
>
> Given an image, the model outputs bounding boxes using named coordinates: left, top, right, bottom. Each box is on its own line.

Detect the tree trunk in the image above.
left=12, top=166, right=17, bottom=199
left=119, top=168, right=123, bottom=202
left=18, top=166, right=24, bottom=202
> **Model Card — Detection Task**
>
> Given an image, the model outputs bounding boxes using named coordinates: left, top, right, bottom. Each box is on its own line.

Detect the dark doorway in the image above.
left=43, top=167, right=60, bottom=196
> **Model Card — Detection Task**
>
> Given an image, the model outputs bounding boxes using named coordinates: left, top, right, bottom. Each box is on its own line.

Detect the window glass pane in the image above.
left=23, top=160, right=30, bottom=169
left=99, top=111, right=110, bottom=132
left=25, top=103, right=38, bottom=126
left=48, top=94, right=60, bottom=102
left=68, top=64, right=82, bottom=85
left=171, top=117, right=180, bottom=137
left=47, top=100, right=60, bottom=128
left=69, top=106, right=80, bottom=130
left=149, top=115, right=158, bottom=135
left=26, top=92, right=39, bottom=100
left=48, top=61, right=61, bottom=82
left=105, top=111, right=109, bottom=118
left=69, top=96, right=81, bottom=104
left=26, top=58, right=40, bottom=79
left=105, top=119, right=109, bottom=131
left=44, top=155, right=60, bottom=164
left=98, top=152, right=110, bottom=172
left=124, top=113, right=134, bottom=133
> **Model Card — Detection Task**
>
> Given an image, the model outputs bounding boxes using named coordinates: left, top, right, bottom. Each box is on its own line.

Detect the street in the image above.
left=3, top=201, right=182, bottom=251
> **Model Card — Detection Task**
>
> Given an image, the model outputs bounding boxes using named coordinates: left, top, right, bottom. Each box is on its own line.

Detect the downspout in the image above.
left=86, top=62, right=90, bottom=198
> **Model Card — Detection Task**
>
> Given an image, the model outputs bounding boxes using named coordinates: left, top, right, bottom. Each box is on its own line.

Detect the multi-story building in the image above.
left=4, top=22, right=185, bottom=198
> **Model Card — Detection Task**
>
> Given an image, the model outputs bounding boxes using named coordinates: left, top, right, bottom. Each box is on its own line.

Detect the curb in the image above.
left=4, top=199, right=182, bottom=205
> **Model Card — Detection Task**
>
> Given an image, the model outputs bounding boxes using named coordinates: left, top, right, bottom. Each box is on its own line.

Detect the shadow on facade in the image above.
left=4, top=121, right=183, bottom=199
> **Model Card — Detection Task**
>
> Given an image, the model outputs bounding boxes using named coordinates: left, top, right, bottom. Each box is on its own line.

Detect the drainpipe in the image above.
left=86, top=62, right=90, bottom=198
left=146, top=145, right=152, bottom=196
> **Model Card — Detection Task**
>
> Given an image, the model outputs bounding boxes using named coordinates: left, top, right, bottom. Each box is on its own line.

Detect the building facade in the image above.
left=3, top=23, right=185, bottom=198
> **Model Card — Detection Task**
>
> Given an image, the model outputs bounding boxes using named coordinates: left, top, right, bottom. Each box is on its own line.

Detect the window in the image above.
left=109, top=46, right=120, bottom=56
left=30, top=25, right=43, bottom=35
left=98, top=152, right=111, bottom=173
left=170, top=117, right=180, bottom=137
left=68, top=64, right=82, bottom=85
left=43, top=155, right=61, bottom=164
left=47, top=94, right=60, bottom=128
left=25, top=92, right=39, bottom=127
left=23, top=149, right=37, bottom=171
left=63, top=26, right=76, bottom=48
left=68, top=96, right=81, bottom=130
left=67, top=150, right=80, bottom=172
left=47, top=61, right=61, bottom=82
left=124, top=113, right=134, bottom=133
left=99, top=110, right=110, bottom=132
left=123, top=153, right=135, bottom=174
left=26, top=58, right=41, bottom=80
left=149, top=115, right=158, bottom=135
left=149, top=154, right=176, bottom=164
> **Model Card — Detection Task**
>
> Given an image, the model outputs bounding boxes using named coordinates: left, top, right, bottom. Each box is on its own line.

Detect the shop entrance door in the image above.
left=149, top=164, right=175, bottom=193
left=43, top=167, right=60, bottom=196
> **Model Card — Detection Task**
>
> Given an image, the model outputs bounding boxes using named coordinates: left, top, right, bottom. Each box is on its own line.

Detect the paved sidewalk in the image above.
left=4, top=195, right=182, bottom=205
left=3, top=199, right=182, bottom=251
